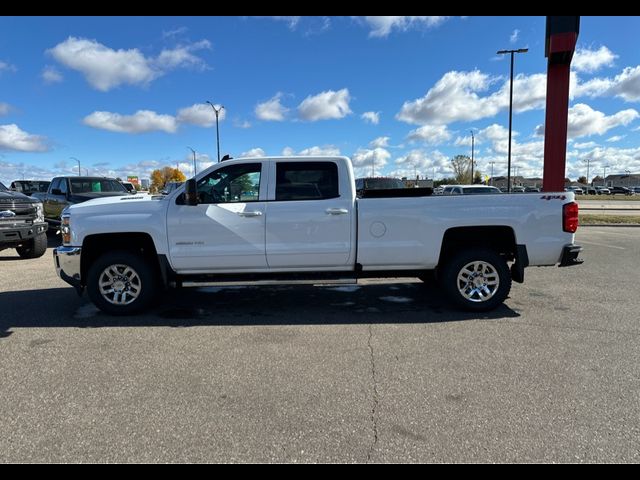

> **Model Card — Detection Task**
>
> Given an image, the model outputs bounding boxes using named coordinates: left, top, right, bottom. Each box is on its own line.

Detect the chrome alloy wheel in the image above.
left=98, top=263, right=142, bottom=305
left=456, top=261, right=500, bottom=303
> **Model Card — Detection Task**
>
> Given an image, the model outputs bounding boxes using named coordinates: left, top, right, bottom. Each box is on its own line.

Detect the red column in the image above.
left=542, top=26, right=578, bottom=192
left=542, top=61, right=571, bottom=192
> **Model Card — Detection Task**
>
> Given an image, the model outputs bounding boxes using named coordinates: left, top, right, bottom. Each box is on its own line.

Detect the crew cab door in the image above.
left=265, top=160, right=353, bottom=269
left=166, top=162, right=268, bottom=272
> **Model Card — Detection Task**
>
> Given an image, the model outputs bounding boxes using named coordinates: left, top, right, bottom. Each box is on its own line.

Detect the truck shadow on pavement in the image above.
left=0, top=282, right=520, bottom=337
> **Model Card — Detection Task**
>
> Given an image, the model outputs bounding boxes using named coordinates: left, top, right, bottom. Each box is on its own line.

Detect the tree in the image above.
left=451, top=155, right=472, bottom=184
left=577, top=176, right=587, bottom=184
left=150, top=167, right=186, bottom=193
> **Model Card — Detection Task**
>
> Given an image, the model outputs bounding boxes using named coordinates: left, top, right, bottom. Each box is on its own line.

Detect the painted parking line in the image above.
left=579, top=240, right=626, bottom=250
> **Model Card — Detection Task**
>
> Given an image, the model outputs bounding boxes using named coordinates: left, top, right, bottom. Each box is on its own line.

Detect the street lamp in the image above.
left=583, top=158, right=591, bottom=185
left=497, top=48, right=528, bottom=192
left=70, top=156, right=81, bottom=176
left=488, top=161, right=496, bottom=185
left=206, top=101, right=224, bottom=162
left=187, top=146, right=197, bottom=177
left=625, top=169, right=631, bottom=188
left=470, top=129, right=475, bottom=184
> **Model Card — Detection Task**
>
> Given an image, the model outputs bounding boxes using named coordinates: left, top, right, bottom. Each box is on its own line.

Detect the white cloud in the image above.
left=572, top=46, right=617, bottom=73
left=510, top=29, right=520, bottom=44
left=361, top=111, right=380, bottom=124
left=270, top=16, right=301, bottom=30
left=48, top=37, right=210, bottom=91
left=573, top=65, right=640, bottom=102
left=361, top=16, right=450, bottom=38
left=0, top=124, right=50, bottom=152
left=234, top=119, right=252, bottom=129
left=606, top=135, right=625, bottom=143
left=298, top=145, right=341, bottom=156
left=240, top=147, right=266, bottom=157
left=406, top=124, right=452, bottom=145
left=83, top=110, right=179, bottom=134
left=567, top=103, right=638, bottom=138
left=41, top=65, right=63, bottom=84
left=397, top=70, right=548, bottom=126
left=0, top=61, right=16, bottom=75
left=281, top=147, right=295, bottom=156
left=351, top=147, right=391, bottom=177
left=0, top=103, right=10, bottom=116
left=573, top=141, right=599, bottom=149
left=177, top=103, right=225, bottom=127
left=369, top=136, right=390, bottom=148
left=255, top=93, right=289, bottom=121
left=297, top=88, right=352, bottom=121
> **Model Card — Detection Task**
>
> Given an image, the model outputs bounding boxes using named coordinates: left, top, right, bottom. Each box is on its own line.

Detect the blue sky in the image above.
left=1, top=16, right=639, bottom=185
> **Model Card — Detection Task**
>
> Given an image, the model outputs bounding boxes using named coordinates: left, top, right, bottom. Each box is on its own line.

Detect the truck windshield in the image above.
left=70, top=178, right=127, bottom=194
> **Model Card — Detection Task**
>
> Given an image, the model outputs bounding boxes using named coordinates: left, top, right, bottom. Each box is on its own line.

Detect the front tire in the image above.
left=441, top=248, right=511, bottom=312
left=16, top=232, right=47, bottom=259
left=87, top=251, right=157, bottom=315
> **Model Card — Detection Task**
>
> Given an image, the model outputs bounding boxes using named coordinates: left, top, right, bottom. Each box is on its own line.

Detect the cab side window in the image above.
left=196, top=163, right=261, bottom=204
left=275, top=162, right=339, bottom=201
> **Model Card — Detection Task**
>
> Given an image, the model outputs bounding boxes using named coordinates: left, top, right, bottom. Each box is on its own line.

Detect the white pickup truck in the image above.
left=54, top=156, right=582, bottom=315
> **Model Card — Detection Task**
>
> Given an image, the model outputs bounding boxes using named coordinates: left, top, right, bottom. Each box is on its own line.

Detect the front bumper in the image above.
left=0, top=222, right=47, bottom=245
left=559, top=244, right=583, bottom=267
left=53, top=246, right=84, bottom=295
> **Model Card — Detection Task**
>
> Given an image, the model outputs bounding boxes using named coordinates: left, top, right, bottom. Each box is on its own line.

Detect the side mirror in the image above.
left=184, top=179, right=198, bottom=206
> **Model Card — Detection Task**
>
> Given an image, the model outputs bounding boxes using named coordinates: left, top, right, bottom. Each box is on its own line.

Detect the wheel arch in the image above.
left=81, top=232, right=161, bottom=286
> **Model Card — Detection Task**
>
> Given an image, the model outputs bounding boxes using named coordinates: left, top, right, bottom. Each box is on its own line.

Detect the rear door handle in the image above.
left=326, top=208, right=349, bottom=215
left=237, top=211, right=263, bottom=217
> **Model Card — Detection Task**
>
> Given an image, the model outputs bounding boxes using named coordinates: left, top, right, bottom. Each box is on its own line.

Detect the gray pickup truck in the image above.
left=32, top=176, right=129, bottom=230
left=0, top=181, right=48, bottom=259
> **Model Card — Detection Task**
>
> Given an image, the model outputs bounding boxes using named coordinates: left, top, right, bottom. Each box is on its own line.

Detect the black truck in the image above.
left=32, top=176, right=129, bottom=230
left=0, top=180, right=48, bottom=259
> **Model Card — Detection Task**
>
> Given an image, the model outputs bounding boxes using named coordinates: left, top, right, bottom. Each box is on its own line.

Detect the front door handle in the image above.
left=237, top=211, right=263, bottom=217
left=326, top=208, right=349, bottom=215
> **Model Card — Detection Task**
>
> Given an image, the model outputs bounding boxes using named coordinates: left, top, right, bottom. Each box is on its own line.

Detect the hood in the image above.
left=69, top=191, right=129, bottom=202
left=68, top=193, right=165, bottom=211
left=0, top=190, right=37, bottom=203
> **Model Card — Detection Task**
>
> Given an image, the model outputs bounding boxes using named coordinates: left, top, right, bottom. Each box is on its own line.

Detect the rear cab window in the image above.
left=275, top=162, right=339, bottom=201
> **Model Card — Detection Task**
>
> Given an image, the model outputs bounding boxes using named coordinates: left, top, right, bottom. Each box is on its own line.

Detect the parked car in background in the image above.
left=525, top=187, right=541, bottom=193
left=595, top=186, right=611, bottom=195
left=120, top=181, right=137, bottom=193
left=161, top=181, right=184, bottom=195
left=0, top=181, right=48, bottom=258
left=32, top=176, right=129, bottom=230
left=10, top=180, right=51, bottom=196
left=608, top=186, right=634, bottom=195
left=442, top=185, right=502, bottom=195
left=565, top=186, right=584, bottom=195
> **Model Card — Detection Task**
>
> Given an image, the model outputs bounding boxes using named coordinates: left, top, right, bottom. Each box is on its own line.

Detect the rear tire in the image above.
left=16, top=232, right=47, bottom=259
left=441, top=248, right=511, bottom=312
left=87, top=251, right=157, bottom=316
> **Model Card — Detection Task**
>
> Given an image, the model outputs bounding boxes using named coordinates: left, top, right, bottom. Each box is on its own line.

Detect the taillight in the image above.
left=563, top=202, right=579, bottom=233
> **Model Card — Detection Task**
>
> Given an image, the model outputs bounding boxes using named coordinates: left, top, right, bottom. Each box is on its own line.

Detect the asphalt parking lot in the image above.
left=1, top=228, right=639, bottom=463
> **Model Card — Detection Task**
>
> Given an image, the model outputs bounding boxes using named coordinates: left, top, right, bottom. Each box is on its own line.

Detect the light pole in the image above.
left=70, top=157, right=81, bottom=176
left=583, top=158, right=591, bottom=185
left=497, top=48, right=528, bottom=192
left=625, top=169, right=631, bottom=188
left=206, top=101, right=224, bottom=162
left=603, top=165, right=610, bottom=187
left=470, top=129, right=475, bottom=184
left=489, top=161, right=495, bottom=185
left=187, top=146, right=197, bottom=177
